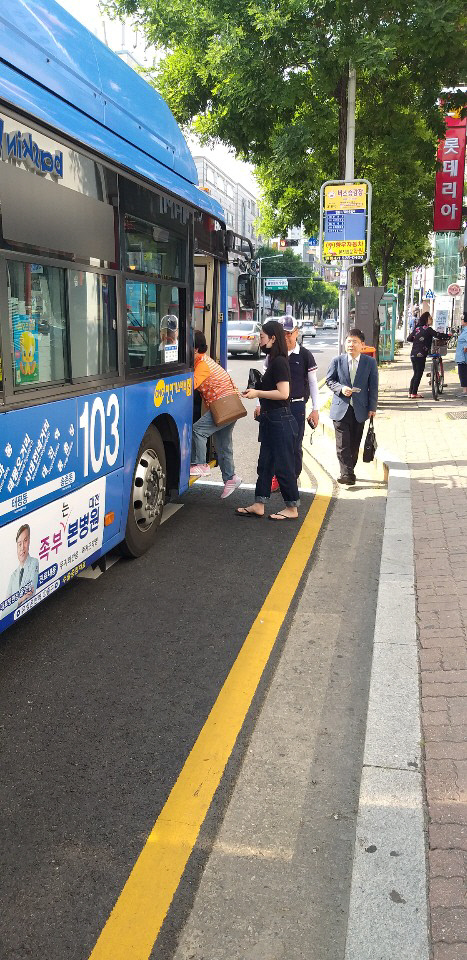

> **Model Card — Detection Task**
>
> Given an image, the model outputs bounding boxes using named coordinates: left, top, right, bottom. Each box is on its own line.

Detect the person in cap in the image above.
left=160, top=314, right=179, bottom=356
left=255, top=315, right=319, bottom=486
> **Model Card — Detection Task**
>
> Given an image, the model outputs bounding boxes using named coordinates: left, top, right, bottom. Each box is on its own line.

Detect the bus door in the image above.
left=193, top=255, right=224, bottom=466
left=194, top=256, right=220, bottom=362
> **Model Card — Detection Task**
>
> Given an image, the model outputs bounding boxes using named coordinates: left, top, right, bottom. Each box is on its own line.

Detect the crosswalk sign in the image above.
left=424, top=289, right=434, bottom=299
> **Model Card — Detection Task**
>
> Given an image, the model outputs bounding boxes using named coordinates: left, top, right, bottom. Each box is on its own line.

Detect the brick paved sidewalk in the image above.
left=374, top=346, right=467, bottom=960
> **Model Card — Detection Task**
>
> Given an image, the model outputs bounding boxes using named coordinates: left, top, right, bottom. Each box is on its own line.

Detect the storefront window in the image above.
left=434, top=233, right=460, bottom=294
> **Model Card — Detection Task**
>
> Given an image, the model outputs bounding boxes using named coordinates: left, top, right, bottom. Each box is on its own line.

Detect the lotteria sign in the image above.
left=433, top=116, right=466, bottom=232
left=0, top=118, right=63, bottom=179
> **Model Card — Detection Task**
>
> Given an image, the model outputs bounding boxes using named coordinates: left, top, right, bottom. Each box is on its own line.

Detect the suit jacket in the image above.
left=326, top=353, right=378, bottom=423
left=6, top=554, right=39, bottom=607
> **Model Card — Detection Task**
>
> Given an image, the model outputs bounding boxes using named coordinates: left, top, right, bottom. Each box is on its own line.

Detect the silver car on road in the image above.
left=228, top=321, right=262, bottom=357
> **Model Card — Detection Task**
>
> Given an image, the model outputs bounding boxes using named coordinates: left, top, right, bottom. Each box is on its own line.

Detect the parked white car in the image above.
left=323, top=318, right=338, bottom=330
left=228, top=321, right=262, bottom=357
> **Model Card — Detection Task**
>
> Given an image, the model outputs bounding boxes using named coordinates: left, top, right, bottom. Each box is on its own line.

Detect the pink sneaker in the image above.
left=190, top=464, right=211, bottom=477
left=220, top=475, right=242, bottom=499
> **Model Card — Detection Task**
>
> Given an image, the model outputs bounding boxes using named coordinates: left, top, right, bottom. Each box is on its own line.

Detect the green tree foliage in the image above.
left=105, top=0, right=466, bottom=283
left=255, top=245, right=337, bottom=317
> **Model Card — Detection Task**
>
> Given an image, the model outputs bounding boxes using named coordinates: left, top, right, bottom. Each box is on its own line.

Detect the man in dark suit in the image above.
left=325, top=328, right=378, bottom=485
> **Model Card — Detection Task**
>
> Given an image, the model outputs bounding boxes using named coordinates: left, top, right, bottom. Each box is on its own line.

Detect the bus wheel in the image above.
left=122, top=426, right=166, bottom=558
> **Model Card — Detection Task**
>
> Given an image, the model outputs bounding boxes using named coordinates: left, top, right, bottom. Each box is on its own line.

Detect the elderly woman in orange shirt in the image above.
left=190, top=330, right=242, bottom=499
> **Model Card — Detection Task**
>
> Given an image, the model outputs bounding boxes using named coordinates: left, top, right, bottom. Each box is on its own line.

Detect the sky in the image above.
left=55, top=0, right=259, bottom=195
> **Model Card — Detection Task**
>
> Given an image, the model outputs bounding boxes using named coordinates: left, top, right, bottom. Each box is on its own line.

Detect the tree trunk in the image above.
left=366, top=261, right=378, bottom=286
left=381, top=257, right=390, bottom=288
left=353, top=265, right=365, bottom=287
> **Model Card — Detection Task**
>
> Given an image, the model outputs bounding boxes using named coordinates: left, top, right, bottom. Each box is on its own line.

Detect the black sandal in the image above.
left=235, top=507, right=264, bottom=518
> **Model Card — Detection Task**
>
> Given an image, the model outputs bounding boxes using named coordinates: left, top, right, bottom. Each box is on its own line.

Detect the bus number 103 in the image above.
left=79, top=394, right=120, bottom=477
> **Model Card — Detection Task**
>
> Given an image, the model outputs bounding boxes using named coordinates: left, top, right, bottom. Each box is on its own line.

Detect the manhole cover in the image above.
left=446, top=411, right=467, bottom=419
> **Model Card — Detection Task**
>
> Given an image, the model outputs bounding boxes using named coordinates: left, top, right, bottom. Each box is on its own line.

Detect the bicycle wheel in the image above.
left=438, top=358, right=444, bottom=394
left=431, top=359, right=440, bottom=401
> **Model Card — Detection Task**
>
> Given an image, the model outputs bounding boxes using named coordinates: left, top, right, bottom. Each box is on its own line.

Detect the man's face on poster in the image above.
left=17, top=529, right=30, bottom=566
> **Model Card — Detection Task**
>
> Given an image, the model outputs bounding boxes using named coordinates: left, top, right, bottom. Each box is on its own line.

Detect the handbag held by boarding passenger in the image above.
left=362, top=415, right=377, bottom=463
left=210, top=392, right=247, bottom=427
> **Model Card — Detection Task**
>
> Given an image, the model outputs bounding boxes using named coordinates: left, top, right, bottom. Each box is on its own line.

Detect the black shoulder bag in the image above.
left=362, top=415, right=377, bottom=463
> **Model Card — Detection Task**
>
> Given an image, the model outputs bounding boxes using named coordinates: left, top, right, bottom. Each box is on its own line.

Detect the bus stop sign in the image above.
left=319, top=179, right=372, bottom=267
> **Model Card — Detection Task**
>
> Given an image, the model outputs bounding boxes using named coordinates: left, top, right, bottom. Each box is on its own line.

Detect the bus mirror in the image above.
left=238, top=273, right=256, bottom=310
left=225, top=230, right=236, bottom=252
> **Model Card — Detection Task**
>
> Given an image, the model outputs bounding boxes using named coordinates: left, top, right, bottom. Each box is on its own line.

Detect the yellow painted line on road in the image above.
left=88, top=461, right=333, bottom=960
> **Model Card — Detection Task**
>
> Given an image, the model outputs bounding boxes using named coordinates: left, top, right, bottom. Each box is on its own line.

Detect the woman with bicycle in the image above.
left=407, top=312, right=449, bottom=399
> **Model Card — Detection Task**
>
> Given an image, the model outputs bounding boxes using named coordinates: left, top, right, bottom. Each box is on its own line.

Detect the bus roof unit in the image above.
left=0, top=0, right=224, bottom=220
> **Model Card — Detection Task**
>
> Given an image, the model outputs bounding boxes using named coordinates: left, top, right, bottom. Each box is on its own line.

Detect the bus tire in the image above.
left=121, top=426, right=166, bottom=558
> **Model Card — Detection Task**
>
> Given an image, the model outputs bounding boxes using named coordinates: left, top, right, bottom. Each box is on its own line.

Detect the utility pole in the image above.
left=338, top=64, right=356, bottom=354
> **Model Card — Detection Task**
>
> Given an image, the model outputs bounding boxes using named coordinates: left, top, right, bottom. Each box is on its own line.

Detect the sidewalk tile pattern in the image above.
left=376, top=351, right=467, bottom=958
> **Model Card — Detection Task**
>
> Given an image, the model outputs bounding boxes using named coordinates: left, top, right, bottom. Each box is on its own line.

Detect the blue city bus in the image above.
left=0, top=1, right=250, bottom=633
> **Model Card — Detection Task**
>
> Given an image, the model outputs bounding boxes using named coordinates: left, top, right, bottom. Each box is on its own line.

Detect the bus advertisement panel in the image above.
left=0, top=390, right=124, bottom=525
left=0, top=478, right=106, bottom=629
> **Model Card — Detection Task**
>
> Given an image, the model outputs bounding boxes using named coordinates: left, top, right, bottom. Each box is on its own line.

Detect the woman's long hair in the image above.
left=262, top=320, right=288, bottom=359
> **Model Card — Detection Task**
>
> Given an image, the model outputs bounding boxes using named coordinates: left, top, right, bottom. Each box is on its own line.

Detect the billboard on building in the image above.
left=433, top=116, right=466, bottom=232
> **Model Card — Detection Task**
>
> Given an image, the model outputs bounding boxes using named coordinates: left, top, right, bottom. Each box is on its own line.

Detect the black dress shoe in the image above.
left=337, top=475, right=355, bottom=485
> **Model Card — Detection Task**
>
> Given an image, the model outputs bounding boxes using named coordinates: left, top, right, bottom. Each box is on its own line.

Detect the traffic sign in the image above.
left=447, top=283, right=461, bottom=296
left=424, top=289, right=435, bottom=299
left=264, top=277, right=288, bottom=291
left=308, top=237, right=319, bottom=246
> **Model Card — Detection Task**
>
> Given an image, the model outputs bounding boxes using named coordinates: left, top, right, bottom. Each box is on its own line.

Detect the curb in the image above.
left=313, top=412, right=429, bottom=958
left=344, top=453, right=429, bottom=960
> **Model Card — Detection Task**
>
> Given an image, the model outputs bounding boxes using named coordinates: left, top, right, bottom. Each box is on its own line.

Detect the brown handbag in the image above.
left=210, top=392, right=247, bottom=427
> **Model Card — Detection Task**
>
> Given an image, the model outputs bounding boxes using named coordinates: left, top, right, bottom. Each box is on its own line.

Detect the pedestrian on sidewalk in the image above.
left=325, top=328, right=378, bottom=486
left=237, top=320, right=299, bottom=520
left=407, top=311, right=449, bottom=398
left=190, top=330, right=242, bottom=499
left=455, top=314, right=467, bottom=397
left=254, top=316, right=320, bottom=489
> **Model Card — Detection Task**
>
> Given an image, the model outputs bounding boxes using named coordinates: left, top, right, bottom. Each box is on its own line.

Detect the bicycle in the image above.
left=426, top=338, right=445, bottom=401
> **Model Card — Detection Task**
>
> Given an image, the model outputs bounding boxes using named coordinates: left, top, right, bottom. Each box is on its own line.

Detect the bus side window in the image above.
left=126, top=281, right=180, bottom=370
left=68, top=271, right=117, bottom=378
left=7, top=260, right=118, bottom=390
left=7, top=260, right=69, bottom=389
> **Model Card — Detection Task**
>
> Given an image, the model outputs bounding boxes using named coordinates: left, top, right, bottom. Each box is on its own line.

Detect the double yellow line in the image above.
left=89, top=457, right=332, bottom=960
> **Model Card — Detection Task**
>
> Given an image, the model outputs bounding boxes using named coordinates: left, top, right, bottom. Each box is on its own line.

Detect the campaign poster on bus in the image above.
left=0, top=478, right=106, bottom=627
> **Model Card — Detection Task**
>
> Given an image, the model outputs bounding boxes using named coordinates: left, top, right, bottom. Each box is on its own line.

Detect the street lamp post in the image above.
left=256, top=254, right=284, bottom=324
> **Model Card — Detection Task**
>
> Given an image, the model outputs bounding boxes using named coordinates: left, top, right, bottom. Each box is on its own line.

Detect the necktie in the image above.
left=349, top=357, right=356, bottom=385
left=19, top=568, right=24, bottom=587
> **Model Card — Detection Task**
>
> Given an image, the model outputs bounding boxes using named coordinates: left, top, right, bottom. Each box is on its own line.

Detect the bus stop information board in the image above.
left=323, top=183, right=367, bottom=260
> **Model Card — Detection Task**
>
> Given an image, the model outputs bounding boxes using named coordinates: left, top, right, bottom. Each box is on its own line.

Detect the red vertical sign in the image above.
left=434, top=116, right=466, bottom=231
